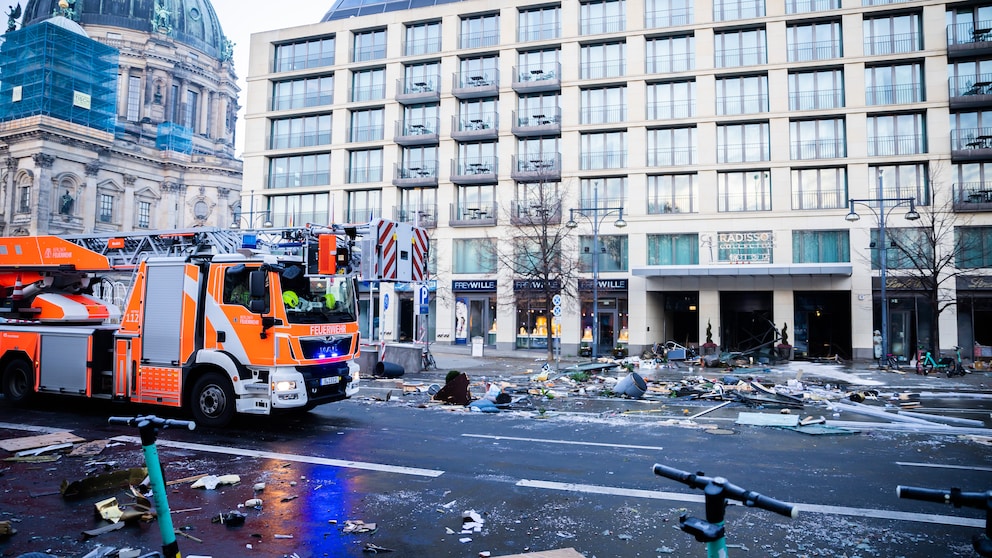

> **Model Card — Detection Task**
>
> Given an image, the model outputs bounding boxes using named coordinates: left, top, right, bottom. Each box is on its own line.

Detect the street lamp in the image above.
left=231, top=210, right=273, bottom=229
left=845, top=170, right=920, bottom=362
left=566, top=183, right=626, bottom=358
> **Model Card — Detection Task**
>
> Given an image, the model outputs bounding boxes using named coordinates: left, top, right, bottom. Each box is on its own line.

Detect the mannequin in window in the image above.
left=59, top=190, right=74, bottom=215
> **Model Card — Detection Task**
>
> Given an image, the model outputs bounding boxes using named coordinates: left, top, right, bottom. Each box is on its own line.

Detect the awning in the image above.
left=631, top=264, right=853, bottom=278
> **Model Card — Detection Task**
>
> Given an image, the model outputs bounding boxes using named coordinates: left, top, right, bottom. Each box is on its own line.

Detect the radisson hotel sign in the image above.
left=717, top=231, right=773, bottom=264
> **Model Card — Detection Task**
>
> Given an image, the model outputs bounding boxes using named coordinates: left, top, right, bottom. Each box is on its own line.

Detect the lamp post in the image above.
left=845, top=170, right=920, bottom=362
left=566, top=183, right=626, bottom=358
left=232, top=194, right=273, bottom=229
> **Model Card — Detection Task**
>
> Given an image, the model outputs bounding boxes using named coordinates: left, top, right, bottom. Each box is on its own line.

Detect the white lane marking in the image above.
left=0, top=421, right=71, bottom=434
left=897, top=461, right=992, bottom=472
left=517, top=480, right=985, bottom=529
left=108, top=435, right=444, bottom=478
left=463, top=433, right=664, bottom=451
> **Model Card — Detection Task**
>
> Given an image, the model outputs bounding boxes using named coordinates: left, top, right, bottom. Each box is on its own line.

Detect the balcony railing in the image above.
left=396, top=77, right=441, bottom=104
left=648, top=194, right=697, bottom=214
left=646, top=53, right=694, bottom=74
left=351, top=83, right=386, bottom=102
left=714, top=0, right=765, bottom=21
left=270, top=130, right=332, bottom=150
left=518, top=23, right=560, bottom=42
left=404, top=36, right=442, bottom=57
left=451, top=112, right=498, bottom=140
left=948, top=20, right=992, bottom=47
left=460, top=30, right=499, bottom=49
left=647, top=101, right=694, bottom=120
left=716, top=93, right=768, bottom=115
left=787, top=40, right=841, bottom=62
left=949, top=74, right=992, bottom=101
left=645, top=6, right=693, bottom=28
left=580, top=150, right=627, bottom=170
left=718, top=142, right=770, bottom=163
left=511, top=108, right=561, bottom=136
left=715, top=46, right=766, bottom=68
left=272, top=91, right=333, bottom=111
left=511, top=154, right=561, bottom=182
left=647, top=148, right=695, bottom=167
left=347, top=207, right=382, bottom=223
left=394, top=117, right=440, bottom=145
left=580, top=59, right=625, bottom=80
left=580, top=14, right=626, bottom=35
left=785, top=0, right=840, bottom=14
left=580, top=104, right=627, bottom=125
left=349, top=125, right=384, bottom=143
left=395, top=205, right=438, bottom=228
left=952, top=182, right=992, bottom=212
left=864, top=32, right=921, bottom=56
left=513, top=63, right=561, bottom=92
left=347, top=167, right=384, bottom=184
left=867, top=134, right=926, bottom=156
left=509, top=200, right=562, bottom=225
left=450, top=157, right=498, bottom=184
left=792, top=189, right=847, bottom=210
left=789, top=89, right=844, bottom=111
left=865, top=84, right=924, bottom=105
left=450, top=202, right=498, bottom=226
left=790, top=139, right=846, bottom=160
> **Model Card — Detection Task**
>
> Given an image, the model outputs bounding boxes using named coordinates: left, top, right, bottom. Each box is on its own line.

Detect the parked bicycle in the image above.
left=421, top=341, right=437, bottom=371
left=916, top=345, right=966, bottom=377
left=897, top=483, right=992, bottom=557
left=653, top=463, right=797, bottom=557
left=881, top=353, right=902, bottom=371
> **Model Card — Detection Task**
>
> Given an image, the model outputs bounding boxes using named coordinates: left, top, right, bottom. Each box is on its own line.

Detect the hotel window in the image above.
left=404, top=104, right=439, bottom=135
left=947, top=5, right=992, bottom=46
left=714, top=0, right=764, bottom=22
left=348, top=149, right=384, bottom=184
left=789, top=69, right=844, bottom=110
left=459, top=55, right=500, bottom=86
left=647, top=173, right=698, bottom=214
left=517, top=137, right=560, bottom=170
left=349, top=107, right=384, bottom=142
left=953, top=162, right=992, bottom=205
left=957, top=227, right=992, bottom=269
left=579, top=235, right=628, bottom=272
left=580, top=41, right=626, bottom=80
left=647, top=127, right=696, bottom=166
left=272, top=75, right=333, bottom=111
left=351, top=67, right=386, bottom=102
left=519, top=5, right=560, bottom=42
left=269, top=193, right=329, bottom=227
left=872, top=227, right=929, bottom=270
left=126, top=75, right=141, bottom=122
left=459, top=141, right=497, bottom=170
left=270, top=114, right=332, bottom=149
left=401, top=146, right=438, bottom=177
left=581, top=86, right=626, bottom=125
left=787, top=21, right=842, bottom=62
left=403, top=61, right=441, bottom=93
left=952, top=110, right=992, bottom=150
left=518, top=48, right=560, bottom=80
left=790, top=118, right=846, bottom=160
left=716, top=75, right=767, bottom=115
left=518, top=92, right=559, bottom=125
left=717, top=122, right=770, bottom=163
left=714, top=28, right=766, bottom=68
left=645, top=0, right=692, bottom=27
left=405, top=21, right=441, bottom=56
left=454, top=238, right=496, bottom=274
left=399, top=188, right=438, bottom=226
left=646, top=34, right=694, bottom=74
left=580, top=176, right=626, bottom=208
left=785, top=0, right=839, bottom=14
left=268, top=154, right=331, bottom=188
left=717, top=171, right=771, bottom=212
left=353, top=28, right=386, bottom=62
left=580, top=131, right=627, bottom=170
left=865, top=62, right=925, bottom=105
left=580, top=0, right=625, bottom=35
left=461, top=98, right=498, bottom=129
left=461, top=13, right=499, bottom=49
left=950, top=60, right=992, bottom=99
left=457, top=184, right=496, bottom=220
left=791, top=167, right=847, bottom=210
left=136, top=200, right=151, bottom=229
left=647, top=80, right=695, bottom=120
left=347, top=189, right=381, bottom=222
left=793, top=230, right=850, bottom=263
left=870, top=163, right=929, bottom=205
left=648, top=234, right=698, bottom=265
left=98, top=193, right=115, bottom=223
left=863, top=13, right=922, bottom=56
left=867, top=113, right=926, bottom=156
left=274, top=37, right=334, bottom=72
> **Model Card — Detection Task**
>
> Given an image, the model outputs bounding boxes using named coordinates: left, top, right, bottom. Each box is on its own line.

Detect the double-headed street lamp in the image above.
left=845, top=170, right=920, bottom=362
left=232, top=194, right=273, bottom=229
left=566, top=184, right=626, bottom=358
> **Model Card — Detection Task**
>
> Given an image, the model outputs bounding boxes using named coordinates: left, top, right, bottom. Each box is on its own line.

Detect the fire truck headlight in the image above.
left=272, top=380, right=297, bottom=392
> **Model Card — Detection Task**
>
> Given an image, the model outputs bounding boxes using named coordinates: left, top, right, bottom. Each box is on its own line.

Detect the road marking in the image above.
left=110, top=435, right=444, bottom=478
left=517, top=480, right=985, bottom=528
left=463, top=433, right=664, bottom=451
left=0, top=421, right=71, bottom=434
left=897, top=461, right=992, bottom=472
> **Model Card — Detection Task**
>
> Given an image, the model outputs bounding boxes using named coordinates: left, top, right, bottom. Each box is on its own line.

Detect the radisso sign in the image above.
left=717, top=231, right=773, bottom=264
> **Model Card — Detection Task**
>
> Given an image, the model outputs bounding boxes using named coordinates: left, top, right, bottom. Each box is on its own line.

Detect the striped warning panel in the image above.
left=412, top=226, right=430, bottom=282
left=378, top=220, right=397, bottom=280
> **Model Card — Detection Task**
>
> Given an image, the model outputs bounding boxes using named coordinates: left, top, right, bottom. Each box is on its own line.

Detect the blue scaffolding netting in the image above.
left=0, top=18, right=119, bottom=134
left=156, top=121, right=194, bottom=154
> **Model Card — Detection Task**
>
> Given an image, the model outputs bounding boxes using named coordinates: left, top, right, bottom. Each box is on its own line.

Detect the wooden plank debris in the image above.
left=0, top=432, right=84, bottom=452
left=495, top=549, right=586, bottom=558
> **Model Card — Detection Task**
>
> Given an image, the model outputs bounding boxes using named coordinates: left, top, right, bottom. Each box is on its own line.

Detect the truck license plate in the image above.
left=320, top=376, right=340, bottom=386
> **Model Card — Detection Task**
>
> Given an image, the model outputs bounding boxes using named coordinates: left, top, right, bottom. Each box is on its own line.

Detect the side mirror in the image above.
left=248, top=270, right=266, bottom=314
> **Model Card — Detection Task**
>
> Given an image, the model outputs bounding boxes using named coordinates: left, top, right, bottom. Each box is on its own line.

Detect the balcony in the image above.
left=392, top=163, right=438, bottom=188
left=865, top=84, right=924, bottom=106
left=518, top=23, right=560, bottom=42
left=394, top=118, right=439, bottom=146
left=450, top=157, right=498, bottom=185
left=787, top=40, right=841, bottom=63
left=791, top=139, right=846, bottom=160
left=645, top=6, right=692, bottom=28
left=863, top=32, right=921, bottom=56
left=395, top=77, right=440, bottom=105
left=346, top=208, right=382, bottom=223
left=510, top=154, right=561, bottom=183
left=581, top=104, right=627, bottom=125
left=580, top=150, right=627, bottom=170
left=451, top=113, right=498, bottom=141
left=580, top=59, right=625, bottom=80
left=789, top=88, right=844, bottom=111
left=952, top=128, right=992, bottom=161
left=452, top=70, right=499, bottom=99
left=348, top=125, right=384, bottom=143
left=949, top=74, right=992, bottom=109
left=395, top=205, right=438, bottom=228
left=715, top=46, right=766, bottom=68
left=347, top=167, right=384, bottom=184
left=449, top=202, right=498, bottom=227
left=647, top=101, right=695, bottom=120
left=509, top=200, right=562, bottom=226
left=511, top=109, right=561, bottom=137
left=948, top=21, right=992, bottom=58
left=786, top=0, right=840, bottom=14
left=648, top=194, right=697, bottom=214
left=580, top=14, right=625, bottom=35
left=867, top=134, right=926, bottom=157
left=952, top=182, right=992, bottom=212
left=716, top=93, right=768, bottom=115
left=512, top=63, right=561, bottom=94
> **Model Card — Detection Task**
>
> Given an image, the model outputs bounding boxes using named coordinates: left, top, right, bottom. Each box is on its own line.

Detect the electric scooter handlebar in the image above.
left=898, top=485, right=992, bottom=511
left=109, top=415, right=196, bottom=431
left=654, top=463, right=799, bottom=519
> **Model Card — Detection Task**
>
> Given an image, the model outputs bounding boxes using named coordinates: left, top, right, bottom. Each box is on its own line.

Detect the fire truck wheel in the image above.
left=2, top=359, right=35, bottom=405
left=191, top=372, right=235, bottom=427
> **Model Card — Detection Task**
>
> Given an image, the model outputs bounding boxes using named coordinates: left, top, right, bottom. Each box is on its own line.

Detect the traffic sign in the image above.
left=552, top=294, right=562, bottom=306
left=552, top=305, right=562, bottom=317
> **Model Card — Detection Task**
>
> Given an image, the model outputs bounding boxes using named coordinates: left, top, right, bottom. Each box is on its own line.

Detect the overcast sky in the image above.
left=1, top=0, right=330, bottom=154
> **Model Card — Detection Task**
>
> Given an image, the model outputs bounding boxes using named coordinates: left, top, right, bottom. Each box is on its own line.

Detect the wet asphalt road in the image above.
left=0, top=352, right=990, bottom=558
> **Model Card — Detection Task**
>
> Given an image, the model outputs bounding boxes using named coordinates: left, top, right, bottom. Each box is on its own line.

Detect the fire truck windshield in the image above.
left=279, top=268, right=357, bottom=325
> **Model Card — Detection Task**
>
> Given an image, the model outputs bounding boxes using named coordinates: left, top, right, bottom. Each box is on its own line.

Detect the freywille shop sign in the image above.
left=717, top=231, right=772, bottom=264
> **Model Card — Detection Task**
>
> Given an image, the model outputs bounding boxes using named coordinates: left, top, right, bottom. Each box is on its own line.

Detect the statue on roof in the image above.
left=221, top=38, right=234, bottom=62
left=5, top=3, right=20, bottom=33
left=52, top=0, right=76, bottom=20
left=153, top=0, right=172, bottom=34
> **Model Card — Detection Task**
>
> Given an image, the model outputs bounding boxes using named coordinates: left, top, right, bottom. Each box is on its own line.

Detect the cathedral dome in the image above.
left=20, top=0, right=228, bottom=58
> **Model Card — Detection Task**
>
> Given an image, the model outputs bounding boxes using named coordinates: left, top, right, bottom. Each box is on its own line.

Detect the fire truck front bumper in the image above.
left=267, top=360, right=360, bottom=410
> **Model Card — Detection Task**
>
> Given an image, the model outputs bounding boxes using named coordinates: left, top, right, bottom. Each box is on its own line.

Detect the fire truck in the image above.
left=0, top=220, right=429, bottom=427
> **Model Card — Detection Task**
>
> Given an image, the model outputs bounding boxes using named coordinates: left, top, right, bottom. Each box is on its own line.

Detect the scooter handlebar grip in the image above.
left=752, top=493, right=798, bottom=519
left=108, top=416, right=136, bottom=426
left=897, top=485, right=950, bottom=504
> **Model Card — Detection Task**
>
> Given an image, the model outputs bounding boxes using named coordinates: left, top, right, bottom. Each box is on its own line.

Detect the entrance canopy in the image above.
left=632, top=264, right=852, bottom=278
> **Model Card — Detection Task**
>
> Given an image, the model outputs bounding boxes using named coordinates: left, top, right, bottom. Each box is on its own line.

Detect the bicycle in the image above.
left=897, top=484, right=992, bottom=557
left=421, top=341, right=437, bottom=371
left=881, top=353, right=902, bottom=371
left=653, top=463, right=797, bottom=557
left=108, top=415, right=196, bottom=558
left=916, top=345, right=966, bottom=377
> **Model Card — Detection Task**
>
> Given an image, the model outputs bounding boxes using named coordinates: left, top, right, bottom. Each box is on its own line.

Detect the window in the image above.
left=399, top=188, right=438, bottom=225
left=793, top=230, right=850, bottom=263
left=268, top=154, right=331, bottom=188
left=347, top=189, right=381, bottom=222
left=647, top=128, right=696, bottom=166
left=580, top=131, right=627, bottom=170
left=714, top=0, right=764, bottom=21
left=645, top=0, right=692, bottom=27
left=99, top=193, right=115, bottom=223
left=717, top=122, right=770, bottom=163
left=789, top=69, right=844, bottom=110
left=947, top=5, right=992, bottom=46
left=790, top=118, right=846, bottom=160
left=648, top=173, right=698, bottom=213
left=872, top=227, right=929, bottom=270
left=952, top=110, right=992, bottom=150
left=865, top=63, right=924, bottom=105
left=458, top=141, right=497, bottom=172
left=401, top=146, right=439, bottom=177
left=270, top=114, right=332, bottom=149
left=457, top=185, right=496, bottom=220
left=403, top=61, right=441, bottom=94
left=454, top=238, right=496, bottom=274
left=715, top=75, right=768, bottom=115
left=646, top=35, right=694, bottom=74
left=518, top=48, right=560, bottom=80
left=867, top=113, right=926, bottom=156
left=461, top=13, right=499, bottom=49
left=184, top=89, right=198, bottom=131
left=786, top=0, right=839, bottom=14
left=581, top=0, right=625, bottom=35
left=957, top=227, right=992, bottom=269
left=718, top=171, right=771, bottom=212
left=517, top=137, right=560, bottom=169
left=272, top=75, right=334, bottom=111
left=579, top=235, right=628, bottom=272
left=519, top=6, right=560, bottom=42
left=126, top=76, right=141, bottom=122
left=137, top=201, right=151, bottom=229
left=580, top=177, right=626, bottom=208
left=714, top=28, right=766, bottom=68
left=581, top=42, right=626, bottom=79
left=405, top=22, right=441, bottom=56
left=647, top=80, right=695, bottom=120
left=349, top=108, right=384, bottom=142
left=953, top=162, right=992, bottom=204
left=352, top=68, right=386, bottom=102
left=460, top=98, right=498, bottom=130
left=270, top=193, right=329, bottom=227
left=581, top=86, right=626, bottom=124
left=648, top=234, right=698, bottom=265
left=353, top=29, right=386, bottom=62
left=870, top=164, right=929, bottom=205
left=950, top=60, right=992, bottom=98
left=404, top=103, right=439, bottom=135
left=274, top=37, right=335, bottom=72
left=863, top=13, right=922, bottom=56
left=459, top=55, right=499, bottom=87
left=518, top=92, right=559, bottom=125
left=170, top=84, right=180, bottom=122
left=787, top=21, right=841, bottom=63
left=792, top=167, right=847, bottom=209
left=349, top=149, right=384, bottom=183
left=16, top=182, right=30, bottom=213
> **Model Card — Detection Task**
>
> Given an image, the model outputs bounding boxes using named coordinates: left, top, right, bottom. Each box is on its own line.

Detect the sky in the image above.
left=1, top=0, right=331, bottom=154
